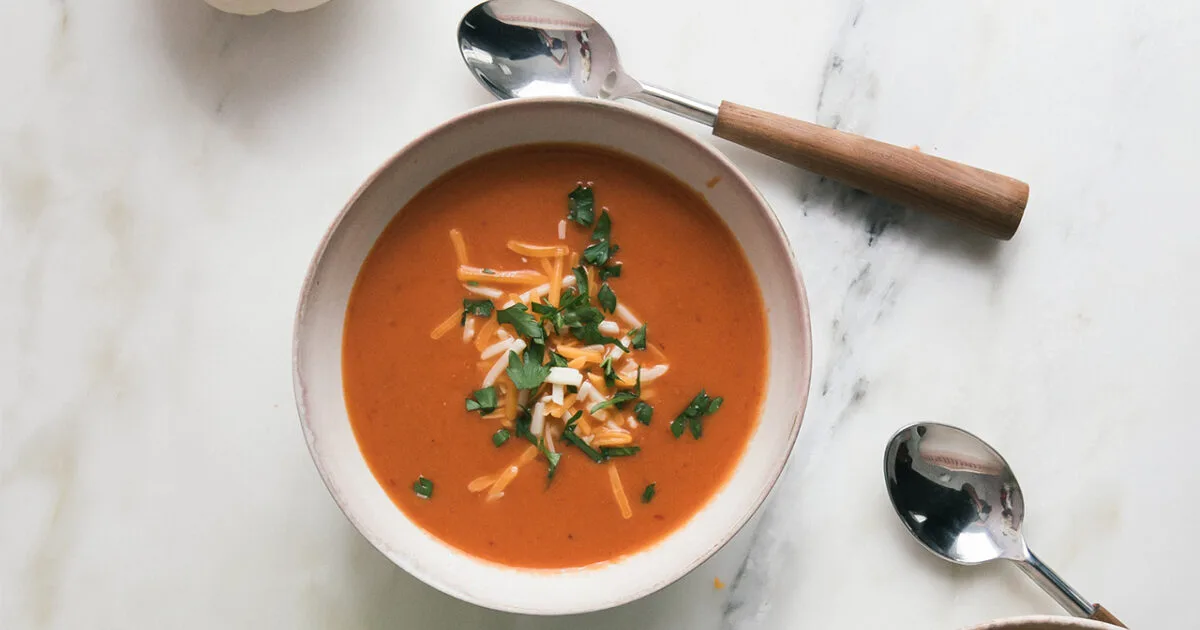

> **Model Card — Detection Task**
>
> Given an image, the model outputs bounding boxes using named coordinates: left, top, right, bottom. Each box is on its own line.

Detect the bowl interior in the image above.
left=294, top=98, right=812, bottom=614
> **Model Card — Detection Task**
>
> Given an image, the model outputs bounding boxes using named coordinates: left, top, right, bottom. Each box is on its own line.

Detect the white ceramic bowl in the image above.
left=293, top=98, right=812, bottom=614
left=962, top=616, right=1121, bottom=630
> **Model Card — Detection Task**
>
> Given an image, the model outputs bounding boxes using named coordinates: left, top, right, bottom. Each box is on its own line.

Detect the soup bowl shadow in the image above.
left=293, top=97, right=812, bottom=614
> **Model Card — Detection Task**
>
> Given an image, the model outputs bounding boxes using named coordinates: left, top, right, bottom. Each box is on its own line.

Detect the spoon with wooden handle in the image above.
left=459, top=0, right=1029, bottom=239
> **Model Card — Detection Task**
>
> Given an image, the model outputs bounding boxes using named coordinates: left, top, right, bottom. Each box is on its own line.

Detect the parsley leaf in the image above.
left=572, top=265, right=589, bottom=297
left=538, top=437, right=562, bottom=481
left=599, top=263, right=622, bottom=281
left=567, top=185, right=595, bottom=227
left=582, top=241, right=619, bottom=266
left=634, top=401, right=653, bottom=425
left=548, top=351, right=569, bottom=368
left=601, top=446, right=641, bottom=458
left=600, top=357, right=619, bottom=388
left=496, top=304, right=545, bottom=342
left=670, top=390, right=723, bottom=439
left=641, top=483, right=656, bottom=503
left=591, top=209, right=612, bottom=242
left=413, top=476, right=434, bottom=499
left=597, top=283, right=617, bottom=313
left=561, top=426, right=604, bottom=462
left=492, top=428, right=510, bottom=447
left=590, top=391, right=637, bottom=413
left=465, top=387, right=498, bottom=414
left=629, top=324, right=647, bottom=350
left=506, top=350, right=550, bottom=390
left=564, top=410, right=583, bottom=433
left=515, top=408, right=537, bottom=444
left=574, top=322, right=628, bottom=349
left=461, top=298, right=494, bottom=325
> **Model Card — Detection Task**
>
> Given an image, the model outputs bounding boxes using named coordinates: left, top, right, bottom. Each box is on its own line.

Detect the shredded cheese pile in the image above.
left=429, top=217, right=669, bottom=518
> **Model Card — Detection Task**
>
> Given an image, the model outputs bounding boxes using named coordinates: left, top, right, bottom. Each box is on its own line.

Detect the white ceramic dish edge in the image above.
left=292, top=97, right=813, bottom=614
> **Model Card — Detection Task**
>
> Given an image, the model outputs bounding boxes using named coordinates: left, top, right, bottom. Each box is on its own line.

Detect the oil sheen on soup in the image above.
left=342, top=144, right=768, bottom=569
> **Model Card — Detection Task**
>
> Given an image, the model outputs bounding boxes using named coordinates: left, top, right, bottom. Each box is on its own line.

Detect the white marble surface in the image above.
left=3, top=1, right=1197, bottom=628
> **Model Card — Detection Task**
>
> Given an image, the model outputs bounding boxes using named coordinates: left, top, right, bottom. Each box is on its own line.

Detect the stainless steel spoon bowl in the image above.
left=457, top=0, right=1031, bottom=240
left=884, top=423, right=1124, bottom=627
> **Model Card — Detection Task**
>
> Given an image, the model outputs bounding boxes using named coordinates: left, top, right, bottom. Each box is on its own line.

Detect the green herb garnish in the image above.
left=492, top=428, right=510, bottom=447
left=482, top=268, right=496, bottom=274
left=641, top=483, right=656, bottom=503
left=413, top=476, right=434, bottom=499
left=597, top=283, right=617, bottom=313
left=600, top=357, right=619, bottom=387
left=601, top=446, right=641, bottom=458
left=538, top=437, right=562, bottom=481
left=591, top=209, right=612, bottom=242
left=582, top=240, right=619, bottom=266
left=515, top=408, right=537, bottom=444
left=548, top=351, right=569, bottom=368
left=506, top=350, right=550, bottom=390
left=496, top=303, right=545, bottom=342
left=634, top=401, right=653, bottom=425
left=567, top=185, right=595, bottom=227
left=670, top=390, right=724, bottom=439
left=564, top=410, right=583, bottom=433
left=465, top=386, right=498, bottom=414
left=590, top=391, right=637, bottom=413
left=461, top=298, right=494, bottom=325
left=629, top=324, right=647, bottom=350
left=467, top=280, right=480, bottom=287
left=599, top=264, right=622, bottom=281
left=562, top=427, right=605, bottom=462
left=572, top=265, right=589, bottom=297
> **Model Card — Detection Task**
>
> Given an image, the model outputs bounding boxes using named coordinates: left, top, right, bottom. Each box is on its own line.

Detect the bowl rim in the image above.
left=292, top=96, right=813, bottom=614
left=961, top=615, right=1122, bottom=630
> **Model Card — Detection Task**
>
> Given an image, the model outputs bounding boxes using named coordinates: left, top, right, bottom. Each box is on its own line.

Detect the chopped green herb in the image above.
left=572, top=321, right=627, bottom=349
left=467, top=280, right=480, bottom=287
left=629, top=324, right=647, bottom=350
left=597, top=283, right=617, bottom=313
left=567, top=185, right=595, bottom=227
left=582, top=240, right=619, bottom=266
left=562, top=427, right=605, bottom=462
left=548, top=351, right=569, bottom=368
left=641, top=483, right=656, bottom=503
left=600, top=357, right=619, bottom=387
left=524, top=340, right=546, bottom=365
left=670, top=389, right=723, bottom=439
left=634, top=401, right=654, bottom=425
left=413, top=476, right=434, bottom=499
left=601, top=446, right=641, bottom=458
left=591, top=209, right=612, bottom=242
left=572, top=265, right=589, bottom=297
left=598, top=263, right=622, bottom=281
left=506, top=350, right=550, bottom=390
left=564, top=410, right=583, bottom=433
left=492, top=428, right=511, bottom=447
left=461, top=298, right=494, bottom=325
left=496, top=304, right=545, bottom=342
left=538, top=437, right=562, bottom=481
left=515, top=409, right=537, bottom=444
left=590, top=391, right=637, bottom=413
left=482, top=268, right=496, bottom=274
left=465, top=386, right=498, bottom=414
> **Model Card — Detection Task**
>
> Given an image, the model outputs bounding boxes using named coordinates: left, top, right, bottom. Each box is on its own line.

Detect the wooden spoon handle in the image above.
left=1090, top=603, right=1126, bottom=627
left=712, top=101, right=1029, bottom=240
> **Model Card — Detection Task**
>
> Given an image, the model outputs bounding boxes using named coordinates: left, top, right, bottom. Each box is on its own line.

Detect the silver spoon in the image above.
left=457, top=0, right=1029, bottom=240
left=884, top=423, right=1125, bottom=627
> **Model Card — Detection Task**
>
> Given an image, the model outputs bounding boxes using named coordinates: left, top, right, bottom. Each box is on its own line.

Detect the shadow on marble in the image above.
left=147, top=0, right=364, bottom=124
left=330, top=508, right=765, bottom=629
left=713, top=139, right=1007, bottom=269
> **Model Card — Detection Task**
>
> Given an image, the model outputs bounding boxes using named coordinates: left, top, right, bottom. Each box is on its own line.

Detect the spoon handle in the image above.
left=711, top=101, right=1029, bottom=239
left=1090, top=604, right=1126, bottom=627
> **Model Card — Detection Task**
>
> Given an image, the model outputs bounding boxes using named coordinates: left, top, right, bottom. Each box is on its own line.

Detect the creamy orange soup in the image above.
left=343, top=144, right=768, bottom=568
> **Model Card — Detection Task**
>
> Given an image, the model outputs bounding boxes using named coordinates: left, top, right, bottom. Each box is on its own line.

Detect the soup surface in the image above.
left=342, top=144, right=768, bottom=568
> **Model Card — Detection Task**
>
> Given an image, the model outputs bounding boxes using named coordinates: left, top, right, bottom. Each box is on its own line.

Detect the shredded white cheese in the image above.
left=598, top=320, right=620, bottom=336
left=557, top=219, right=566, bottom=240
left=482, top=339, right=525, bottom=387
left=615, top=303, right=641, bottom=328
left=530, top=401, right=547, bottom=437
left=546, top=367, right=584, bottom=387
left=551, top=383, right=564, bottom=405
left=502, top=275, right=578, bottom=308
left=577, top=381, right=603, bottom=405
left=480, top=337, right=516, bottom=360
left=462, top=317, right=476, bottom=342
left=463, top=284, right=503, bottom=299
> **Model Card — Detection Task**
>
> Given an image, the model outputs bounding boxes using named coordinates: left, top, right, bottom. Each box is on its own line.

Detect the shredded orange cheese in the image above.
left=449, top=229, right=469, bottom=267
left=608, top=463, right=633, bottom=519
left=507, top=240, right=569, bottom=258
left=429, top=308, right=461, bottom=340
left=457, top=266, right=548, bottom=286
